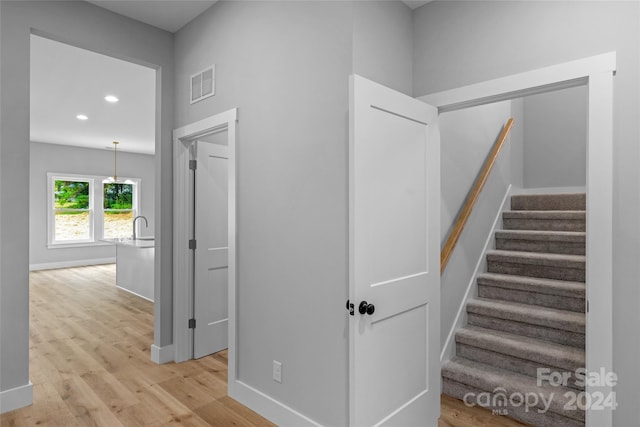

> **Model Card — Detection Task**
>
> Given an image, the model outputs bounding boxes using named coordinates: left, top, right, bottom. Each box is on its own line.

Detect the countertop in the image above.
left=102, top=237, right=155, bottom=248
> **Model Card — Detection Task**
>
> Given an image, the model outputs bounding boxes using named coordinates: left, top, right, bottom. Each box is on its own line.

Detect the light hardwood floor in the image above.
left=1, top=265, right=528, bottom=427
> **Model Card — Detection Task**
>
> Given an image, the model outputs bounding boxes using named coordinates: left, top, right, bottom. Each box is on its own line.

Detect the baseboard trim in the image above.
left=440, top=184, right=512, bottom=363
left=0, top=382, right=33, bottom=414
left=150, top=344, right=174, bottom=364
left=116, top=286, right=154, bottom=302
left=510, top=185, right=586, bottom=195
left=29, top=257, right=116, bottom=271
left=229, top=380, right=322, bottom=427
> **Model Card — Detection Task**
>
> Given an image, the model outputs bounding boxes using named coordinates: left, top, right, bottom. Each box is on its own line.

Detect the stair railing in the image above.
left=441, top=117, right=515, bottom=273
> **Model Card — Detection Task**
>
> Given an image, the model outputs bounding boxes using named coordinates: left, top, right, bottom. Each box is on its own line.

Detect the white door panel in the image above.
left=349, top=75, right=440, bottom=427
left=194, top=140, right=229, bottom=359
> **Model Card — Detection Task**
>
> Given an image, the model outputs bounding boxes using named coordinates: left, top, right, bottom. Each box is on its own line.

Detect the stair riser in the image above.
left=467, top=313, right=585, bottom=348
left=511, top=194, right=586, bottom=211
left=496, top=238, right=585, bottom=255
left=478, top=284, right=585, bottom=313
left=456, top=343, right=585, bottom=391
left=503, top=218, right=585, bottom=232
left=443, top=379, right=585, bottom=427
left=488, top=261, right=585, bottom=282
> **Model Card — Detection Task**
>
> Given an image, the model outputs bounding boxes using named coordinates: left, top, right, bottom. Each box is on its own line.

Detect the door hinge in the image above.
left=188, top=318, right=196, bottom=329
left=586, top=300, right=589, bottom=313
left=189, top=160, right=197, bottom=170
left=189, top=239, right=196, bottom=250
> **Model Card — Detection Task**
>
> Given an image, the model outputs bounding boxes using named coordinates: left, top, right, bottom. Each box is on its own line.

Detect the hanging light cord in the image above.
left=113, top=141, right=119, bottom=181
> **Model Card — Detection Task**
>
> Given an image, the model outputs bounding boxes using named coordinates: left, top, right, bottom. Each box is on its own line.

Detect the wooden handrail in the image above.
left=441, top=118, right=515, bottom=273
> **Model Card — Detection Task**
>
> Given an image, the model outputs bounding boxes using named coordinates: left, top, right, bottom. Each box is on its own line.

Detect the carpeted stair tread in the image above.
left=502, top=210, right=586, bottom=232
left=495, top=229, right=585, bottom=243
left=503, top=210, right=585, bottom=220
left=444, top=192, right=588, bottom=425
left=511, top=193, right=585, bottom=211
left=477, top=273, right=585, bottom=298
left=486, top=250, right=585, bottom=269
left=456, top=326, right=584, bottom=372
left=495, top=230, right=585, bottom=255
left=467, top=298, right=585, bottom=333
left=442, top=357, right=584, bottom=422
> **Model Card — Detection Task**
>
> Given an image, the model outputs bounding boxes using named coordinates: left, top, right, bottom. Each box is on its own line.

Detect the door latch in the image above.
left=346, top=300, right=354, bottom=316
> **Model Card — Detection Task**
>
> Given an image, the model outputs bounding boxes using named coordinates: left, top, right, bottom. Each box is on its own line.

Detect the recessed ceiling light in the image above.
left=76, top=114, right=88, bottom=120
left=104, top=95, right=119, bottom=103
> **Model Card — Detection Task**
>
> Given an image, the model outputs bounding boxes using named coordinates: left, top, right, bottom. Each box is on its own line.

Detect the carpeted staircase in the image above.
left=442, top=193, right=586, bottom=427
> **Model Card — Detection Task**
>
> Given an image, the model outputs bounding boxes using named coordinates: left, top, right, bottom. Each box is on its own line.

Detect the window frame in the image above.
left=47, top=172, right=141, bottom=248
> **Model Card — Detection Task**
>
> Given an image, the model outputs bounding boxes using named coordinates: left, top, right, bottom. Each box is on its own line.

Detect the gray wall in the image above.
left=414, top=2, right=640, bottom=424
left=439, top=101, right=516, bottom=350
left=0, top=0, right=173, bottom=404
left=352, top=0, right=413, bottom=96
left=174, top=2, right=351, bottom=425
left=174, top=1, right=412, bottom=425
left=29, top=142, right=155, bottom=268
left=523, top=86, right=587, bottom=188
left=440, top=100, right=514, bottom=239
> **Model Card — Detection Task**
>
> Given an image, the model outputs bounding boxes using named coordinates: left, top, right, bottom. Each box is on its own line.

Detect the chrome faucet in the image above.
left=133, top=215, right=148, bottom=240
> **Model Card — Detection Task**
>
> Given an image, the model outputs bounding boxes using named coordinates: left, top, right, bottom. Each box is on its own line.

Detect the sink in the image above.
left=136, top=237, right=155, bottom=241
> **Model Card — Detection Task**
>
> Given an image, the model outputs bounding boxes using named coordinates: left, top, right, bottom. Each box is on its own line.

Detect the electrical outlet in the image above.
left=273, top=360, right=282, bottom=383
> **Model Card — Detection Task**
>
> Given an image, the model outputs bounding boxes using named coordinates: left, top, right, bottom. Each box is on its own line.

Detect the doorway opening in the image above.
left=28, top=32, right=159, bottom=356
left=419, top=52, right=615, bottom=427
left=173, top=108, right=238, bottom=368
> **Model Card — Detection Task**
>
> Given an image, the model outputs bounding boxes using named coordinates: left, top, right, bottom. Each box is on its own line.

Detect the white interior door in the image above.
left=349, top=75, right=440, bottom=427
left=194, top=139, right=229, bottom=359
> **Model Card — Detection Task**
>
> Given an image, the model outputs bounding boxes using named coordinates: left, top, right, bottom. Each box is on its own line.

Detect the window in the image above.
left=48, top=173, right=140, bottom=246
left=103, top=183, right=134, bottom=239
left=53, top=179, right=92, bottom=242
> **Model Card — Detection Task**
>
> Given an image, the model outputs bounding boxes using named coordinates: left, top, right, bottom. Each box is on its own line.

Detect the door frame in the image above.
left=173, top=108, right=238, bottom=370
left=419, top=52, right=615, bottom=427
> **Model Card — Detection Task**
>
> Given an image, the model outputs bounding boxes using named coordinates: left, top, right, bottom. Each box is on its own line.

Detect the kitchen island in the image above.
left=103, top=237, right=154, bottom=301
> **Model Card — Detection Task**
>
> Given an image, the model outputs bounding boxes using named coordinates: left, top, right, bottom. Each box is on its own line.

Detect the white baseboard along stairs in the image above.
left=442, top=193, right=586, bottom=427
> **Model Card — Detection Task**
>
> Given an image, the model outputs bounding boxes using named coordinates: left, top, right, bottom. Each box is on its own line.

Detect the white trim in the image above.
left=421, top=52, right=615, bottom=113
left=46, top=241, right=113, bottom=250
left=228, top=380, right=322, bottom=427
left=440, top=185, right=511, bottom=363
left=0, top=382, right=33, bottom=414
left=172, top=126, right=193, bottom=363
left=150, top=344, right=174, bottom=364
left=173, top=108, right=238, bottom=364
left=584, top=71, right=614, bottom=427
left=116, top=285, right=154, bottom=302
left=29, top=257, right=116, bottom=271
left=510, top=186, right=587, bottom=195
left=420, top=52, right=615, bottom=427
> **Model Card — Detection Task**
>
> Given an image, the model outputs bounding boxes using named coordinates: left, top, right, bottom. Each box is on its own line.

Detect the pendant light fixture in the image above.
left=103, top=141, right=134, bottom=184
left=103, top=141, right=120, bottom=183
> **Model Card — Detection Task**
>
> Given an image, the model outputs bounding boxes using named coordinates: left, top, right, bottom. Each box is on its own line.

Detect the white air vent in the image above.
left=190, top=65, right=215, bottom=104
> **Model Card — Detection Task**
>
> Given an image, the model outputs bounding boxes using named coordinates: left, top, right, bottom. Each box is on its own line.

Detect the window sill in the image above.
left=47, top=241, right=116, bottom=250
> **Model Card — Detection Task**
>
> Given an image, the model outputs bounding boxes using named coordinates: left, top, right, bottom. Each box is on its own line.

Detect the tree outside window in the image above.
left=48, top=174, right=140, bottom=246
left=103, top=183, right=135, bottom=239
left=53, top=179, right=92, bottom=242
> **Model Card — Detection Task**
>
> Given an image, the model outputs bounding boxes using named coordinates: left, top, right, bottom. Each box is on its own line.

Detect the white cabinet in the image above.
left=104, top=238, right=155, bottom=301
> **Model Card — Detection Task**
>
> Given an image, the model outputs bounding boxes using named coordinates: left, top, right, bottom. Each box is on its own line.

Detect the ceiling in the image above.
left=86, top=0, right=219, bottom=33
left=30, top=1, right=434, bottom=156
left=403, top=1, right=432, bottom=10
left=85, top=1, right=432, bottom=33
left=30, top=35, right=156, bottom=155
